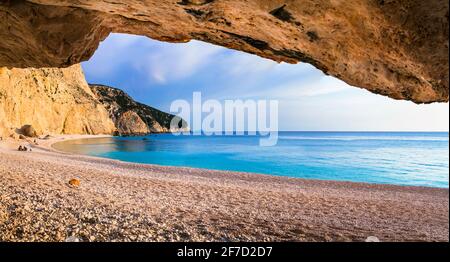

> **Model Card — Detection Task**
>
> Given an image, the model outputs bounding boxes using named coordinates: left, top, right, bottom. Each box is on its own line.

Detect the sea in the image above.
left=53, top=132, right=449, bottom=188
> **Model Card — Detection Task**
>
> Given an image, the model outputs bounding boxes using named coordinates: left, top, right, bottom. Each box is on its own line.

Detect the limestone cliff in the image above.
left=90, top=84, right=187, bottom=136
left=0, top=64, right=116, bottom=137
left=0, top=0, right=448, bottom=103
left=0, top=65, right=185, bottom=138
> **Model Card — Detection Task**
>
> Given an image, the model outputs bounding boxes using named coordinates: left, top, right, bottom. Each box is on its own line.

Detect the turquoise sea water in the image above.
left=53, top=132, right=449, bottom=188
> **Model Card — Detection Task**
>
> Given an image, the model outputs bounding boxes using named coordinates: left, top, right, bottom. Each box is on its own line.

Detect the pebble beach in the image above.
left=0, top=135, right=448, bottom=242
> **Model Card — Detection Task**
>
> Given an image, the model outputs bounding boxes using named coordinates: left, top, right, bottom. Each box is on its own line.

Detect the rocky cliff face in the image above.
left=0, top=0, right=448, bottom=103
left=0, top=64, right=116, bottom=137
left=0, top=65, right=185, bottom=138
left=90, top=84, right=187, bottom=136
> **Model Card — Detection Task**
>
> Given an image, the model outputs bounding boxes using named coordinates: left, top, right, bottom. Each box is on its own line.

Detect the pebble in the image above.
left=1, top=142, right=447, bottom=242
left=365, top=236, right=380, bottom=242
left=65, top=236, right=80, bottom=242
left=68, top=178, right=80, bottom=187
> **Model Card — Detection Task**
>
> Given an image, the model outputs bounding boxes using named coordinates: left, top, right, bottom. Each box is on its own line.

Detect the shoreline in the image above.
left=0, top=135, right=448, bottom=241
left=50, top=134, right=449, bottom=190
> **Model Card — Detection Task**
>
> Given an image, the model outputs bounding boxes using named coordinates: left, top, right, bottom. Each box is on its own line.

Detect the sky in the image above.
left=82, top=33, right=449, bottom=131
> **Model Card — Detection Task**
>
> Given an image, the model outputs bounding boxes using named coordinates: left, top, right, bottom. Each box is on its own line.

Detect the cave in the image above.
left=0, top=0, right=448, bottom=103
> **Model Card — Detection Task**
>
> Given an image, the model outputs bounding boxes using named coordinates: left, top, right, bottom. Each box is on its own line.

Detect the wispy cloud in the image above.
left=213, top=72, right=351, bottom=100
left=83, top=34, right=224, bottom=84
left=276, top=76, right=352, bottom=98
left=139, top=40, right=223, bottom=84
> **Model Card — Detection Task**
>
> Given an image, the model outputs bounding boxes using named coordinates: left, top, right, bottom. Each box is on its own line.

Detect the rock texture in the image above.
left=90, top=84, right=187, bottom=136
left=0, top=64, right=116, bottom=137
left=0, top=65, right=185, bottom=138
left=19, top=124, right=37, bottom=137
left=0, top=0, right=448, bottom=103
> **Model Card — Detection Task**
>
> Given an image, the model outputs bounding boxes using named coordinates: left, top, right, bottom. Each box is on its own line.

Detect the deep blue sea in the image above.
left=53, top=132, right=449, bottom=188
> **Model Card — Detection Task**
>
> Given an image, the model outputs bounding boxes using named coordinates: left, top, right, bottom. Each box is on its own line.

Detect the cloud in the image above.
left=139, top=40, right=224, bottom=84
left=219, top=52, right=277, bottom=76
left=81, top=34, right=144, bottom=79
left=216, top=50, right=317, bottom=79
left=83, top=34, right=224, bottom=84
left=289, top=76, right=352, bottom=97
left=227, top=74, right=352, bottom=100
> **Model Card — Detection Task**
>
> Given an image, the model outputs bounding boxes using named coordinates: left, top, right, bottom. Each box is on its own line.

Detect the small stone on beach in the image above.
left=365, top=236, right=380, bottom=242
left=68, top=178, right=80, bottom=187
left=65, top=236, right=80, bottom=242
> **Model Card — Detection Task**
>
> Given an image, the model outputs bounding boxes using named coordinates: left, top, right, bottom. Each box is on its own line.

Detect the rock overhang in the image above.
left=0, top=0, right=448, bottom=103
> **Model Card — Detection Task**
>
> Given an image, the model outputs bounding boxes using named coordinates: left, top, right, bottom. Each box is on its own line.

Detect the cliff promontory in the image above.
left=90, top=84, right=186, bottom=136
